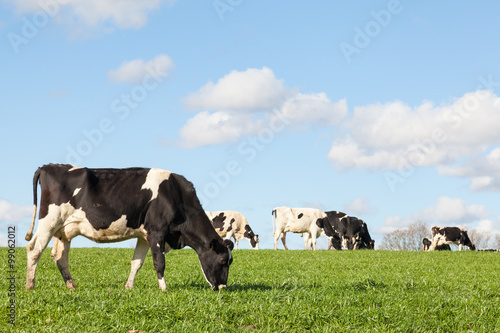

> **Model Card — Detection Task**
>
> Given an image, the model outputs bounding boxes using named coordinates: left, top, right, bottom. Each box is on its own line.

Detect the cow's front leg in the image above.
left=310, top=234, right=317, bottom=251
left=125, top=238, right=150, bottom=289
left=303, top=233, right=311, bottom=250
left=51, top=237, right=76, bottom=289
left=148, top=237, right=167, bottom=291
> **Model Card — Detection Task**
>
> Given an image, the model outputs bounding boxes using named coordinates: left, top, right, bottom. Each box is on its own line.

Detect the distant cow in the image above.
left=423, top=237, right=450, bottom=251
left=25, top=164, right=233, bottom=291
left=206, top=211, right=259, bottom=249
left=272, top=207, right=326, bottom=250
left=317, top=211, right=375, bottom=250
left=428, top=226, right=475, bottom=251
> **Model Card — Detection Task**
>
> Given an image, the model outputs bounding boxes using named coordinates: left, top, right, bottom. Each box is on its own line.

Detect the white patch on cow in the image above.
left=158, top=277, right=167, bottom=291
left=141, top=168, right=172, bottom=201
left=72, top=188, right=81, bottom=197
left=45, top=203, right=148, bottom=243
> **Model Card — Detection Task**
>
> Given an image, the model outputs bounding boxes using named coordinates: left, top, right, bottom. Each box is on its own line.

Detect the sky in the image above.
left=1, top=0, right=500, bottom=249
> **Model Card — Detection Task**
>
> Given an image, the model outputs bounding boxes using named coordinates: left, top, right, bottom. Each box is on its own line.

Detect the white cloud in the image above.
left=0, top=200, right=32, bottom=223
left=328, top=91, right=500, bottom=173
left=378, top=196, right=490, bottom=236
left=108, top=55, right=173, bottom=84
left=278, top=93, right=347, bottom=128
left=177, top=67, right=347, bottom=148
left=178, top=111, right=263, bottom=148
left=327, top=91, right=500, bottom=192
left=183, top=67, right=293, bottom=112
left=415, top=196, right=489, bottom=224
left=440, top=147, right=500, bottom=192
left=377, top=215, right=409, bottom=234
left=4, top=0, right=173, bottom=33
left=342, top=198, right=374, bottom=216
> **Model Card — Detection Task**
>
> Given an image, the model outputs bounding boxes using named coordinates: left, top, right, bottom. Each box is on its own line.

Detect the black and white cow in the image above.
left=272, top=207, right=326, bottom=250
left=422, top=237, right=450, bottom=251
left=25, top=164, right=234, bottom=291
left=316, top=211, right=375, bottom=250
left=206, top=211, right=259, bottom=249
left=428, top=226, right=475, bottom=251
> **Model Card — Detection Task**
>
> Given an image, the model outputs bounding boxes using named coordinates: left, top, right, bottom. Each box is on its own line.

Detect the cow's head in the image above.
left=198, top=238, right=234, bottom=291
left=251, top=234, right=260, bottom=250
left=243, top=225, right=259, bottom=249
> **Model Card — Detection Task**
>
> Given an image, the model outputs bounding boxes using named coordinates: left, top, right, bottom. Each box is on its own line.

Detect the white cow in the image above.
left=272, top=207, right=326, bottom=250
left=206, top=211, right=259, bottom=249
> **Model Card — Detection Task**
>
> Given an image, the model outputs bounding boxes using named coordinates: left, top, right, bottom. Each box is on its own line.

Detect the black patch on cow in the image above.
left=226, top=218, right=235, bottom=233
left=297, top=213, right=304, bottom=219
left=211, top=213, right=227, bottom=231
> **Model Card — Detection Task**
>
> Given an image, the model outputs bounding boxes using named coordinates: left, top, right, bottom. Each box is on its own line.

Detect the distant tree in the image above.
left=467, top=228, right=492, bottom=249
left=496, top=233, right=500, bottom=250
left=379, top=220, right=428, bottom=251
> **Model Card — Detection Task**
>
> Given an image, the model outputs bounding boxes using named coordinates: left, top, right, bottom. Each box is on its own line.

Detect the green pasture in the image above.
left=2, top=247, right=499, bottom=332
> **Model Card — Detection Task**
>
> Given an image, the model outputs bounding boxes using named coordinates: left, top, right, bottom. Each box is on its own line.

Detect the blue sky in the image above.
left=2, top=0, right=500, bottom=249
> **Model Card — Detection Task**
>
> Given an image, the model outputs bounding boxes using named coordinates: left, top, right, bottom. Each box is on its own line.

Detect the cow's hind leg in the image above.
left=26, top=220, right=57, bottom=290
left=280, top=232, right=289, bottom=251
left=51, top=237, right=76, bottom=289
left=125, top=238, right=150, bottom=289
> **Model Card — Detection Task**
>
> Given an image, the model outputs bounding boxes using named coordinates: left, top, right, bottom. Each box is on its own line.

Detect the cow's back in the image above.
left=38, top=165, right=165, bottom=231
left=274, top=207, right=325, bottom=233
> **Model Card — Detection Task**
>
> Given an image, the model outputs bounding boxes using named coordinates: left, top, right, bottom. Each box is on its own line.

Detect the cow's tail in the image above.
left=272, top=209, right=276, bottom=237
left=25, top=168, right=41, bottom=241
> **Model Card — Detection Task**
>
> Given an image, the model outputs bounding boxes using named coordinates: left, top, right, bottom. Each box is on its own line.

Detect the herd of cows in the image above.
left=204, top=208, right=375, bottom=251
left=204, top=209, right=479, bottom=253
left=23, top=165, right=484, bottom=292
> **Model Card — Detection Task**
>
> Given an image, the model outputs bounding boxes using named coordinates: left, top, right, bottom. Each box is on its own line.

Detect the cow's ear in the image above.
left=223, top=239, right=234, bottom=251
left=316, top=218, right=324, bottom=228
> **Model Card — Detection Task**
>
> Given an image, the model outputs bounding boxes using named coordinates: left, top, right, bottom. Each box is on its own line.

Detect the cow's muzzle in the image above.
left=213, top=284, right=226, bottom=291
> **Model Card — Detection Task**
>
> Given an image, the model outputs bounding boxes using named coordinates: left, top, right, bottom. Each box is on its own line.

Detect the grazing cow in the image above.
left=206, top=211, right=259, bottom=249
left=272, top=207, right=326, bottom=250
left=25, top=164, right=234, bottom=291
left=316, top=211, right=375, bottom=250
left=428, top=226, right=475, bottom=251
left=423, top=237, right=450, bottom=251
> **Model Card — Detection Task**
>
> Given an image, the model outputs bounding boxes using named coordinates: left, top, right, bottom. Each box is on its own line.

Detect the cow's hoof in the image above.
left=66, top=280, right=76, bottom=289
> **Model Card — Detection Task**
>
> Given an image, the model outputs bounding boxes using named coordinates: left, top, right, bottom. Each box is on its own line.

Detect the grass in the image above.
left=2, top=247, right=500, bottom=332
